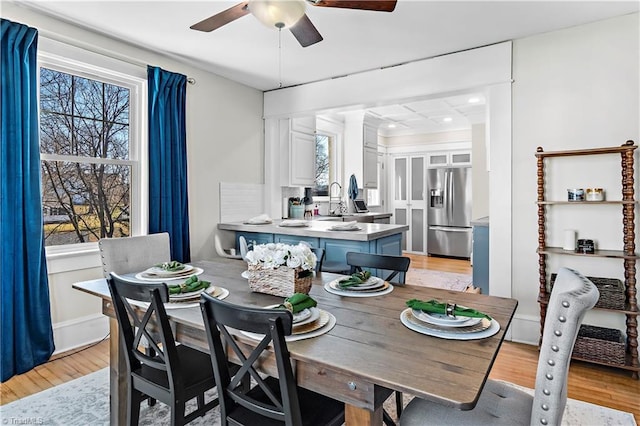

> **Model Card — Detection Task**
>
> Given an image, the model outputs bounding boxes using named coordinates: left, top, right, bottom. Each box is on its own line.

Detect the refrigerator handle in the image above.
left=448, top=169, right=453, bottom=224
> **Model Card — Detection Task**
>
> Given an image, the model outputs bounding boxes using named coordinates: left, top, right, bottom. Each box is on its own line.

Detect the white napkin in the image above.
left=281, top=219, right=306, bottom=226
left=330, top=221, right=358, bottom=230
left=247, top=214, right=272, bottom=224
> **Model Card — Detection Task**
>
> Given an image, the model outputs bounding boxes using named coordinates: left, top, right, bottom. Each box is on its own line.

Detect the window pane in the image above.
left=39, top=67, right=130, bottom=159
left=314, top=134, right=330, bottom=196
left=41, top=160, right=131, bottom=246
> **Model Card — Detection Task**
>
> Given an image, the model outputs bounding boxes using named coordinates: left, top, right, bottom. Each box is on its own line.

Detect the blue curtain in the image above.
left=147, top=66, right=191, bottom=262
left=1, top=19, right=55, bottom=382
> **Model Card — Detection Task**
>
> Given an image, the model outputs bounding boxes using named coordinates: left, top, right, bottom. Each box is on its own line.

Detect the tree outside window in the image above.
left=40, top=67, right=133, bottom=246
left=314, top=133, right=330, bottom=196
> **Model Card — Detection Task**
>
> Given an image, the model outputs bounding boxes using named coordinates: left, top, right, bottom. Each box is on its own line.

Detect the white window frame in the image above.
left=37, top=40, right=147, bottom=259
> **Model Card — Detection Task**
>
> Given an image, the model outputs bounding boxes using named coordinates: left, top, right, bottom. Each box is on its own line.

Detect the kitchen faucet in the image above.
left=329, top=182, right=342, bottom=215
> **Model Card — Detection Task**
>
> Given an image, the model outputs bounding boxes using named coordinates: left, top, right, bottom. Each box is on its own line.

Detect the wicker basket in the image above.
left=247, top=264, right=313, bottom=297
left=573, top=325, right=626, bottom=366
left=550, top=274, right=625, bottom=310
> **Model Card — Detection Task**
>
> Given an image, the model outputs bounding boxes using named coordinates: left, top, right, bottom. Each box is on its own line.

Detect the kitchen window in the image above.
left=313, top=133, right=332, bottom=196
left=38, top=53, right=145, bottom=250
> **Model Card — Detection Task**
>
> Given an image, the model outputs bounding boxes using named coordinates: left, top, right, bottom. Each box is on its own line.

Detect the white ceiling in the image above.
left=12, top=0, right=639, bottom=136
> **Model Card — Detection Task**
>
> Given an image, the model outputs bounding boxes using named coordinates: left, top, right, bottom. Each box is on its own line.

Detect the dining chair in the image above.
left=98, top=232, right=171, bottom=278
left=310, top=247, right=325, bottom=273
left=346, top=252, right=411, bottom=286
left=107, top=272, right=219, bottom=426
left=239, top=235, right=250, bottom=260
left=345, top=251, right=411, bottom=425
left=399, top=267, right=599, bottom=426
left=199, top=293, right=345, bottom=426
left=214, top=232, right=242, bottom=259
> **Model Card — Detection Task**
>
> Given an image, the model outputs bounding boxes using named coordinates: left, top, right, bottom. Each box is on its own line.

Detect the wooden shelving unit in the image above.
left=536, top=140, right=639, bottom=379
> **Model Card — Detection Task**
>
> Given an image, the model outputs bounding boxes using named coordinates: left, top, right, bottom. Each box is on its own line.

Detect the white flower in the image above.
left=246, top=242, right=316, bottom=271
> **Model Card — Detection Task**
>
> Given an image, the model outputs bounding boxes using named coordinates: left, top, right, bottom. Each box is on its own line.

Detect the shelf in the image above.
left=535, top=142, right=637, bottom=158
left=571, top=353, right=640, bottom=373
left=538, top=295, right=639, bottom=315
left=537, top=246, right=638, bottom=260
left=537, top=200, right=636, bottom=205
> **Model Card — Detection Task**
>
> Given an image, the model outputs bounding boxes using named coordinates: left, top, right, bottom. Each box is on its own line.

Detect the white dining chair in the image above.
left=214, top=232, right=242, bottom=259
left=98, top=232, right=171, bottom=278
left=239, top=236, right=250, bottom=260
left=399, top=267, right=599, bottom=426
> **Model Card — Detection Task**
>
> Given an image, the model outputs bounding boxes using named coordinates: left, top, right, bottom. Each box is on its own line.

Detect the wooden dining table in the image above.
left=73, top=258, right=518, bottom=426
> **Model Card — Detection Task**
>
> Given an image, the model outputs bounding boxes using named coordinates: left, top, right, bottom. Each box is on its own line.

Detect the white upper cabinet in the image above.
left=428, top=151, right=472, bottom=168
left=363, top=123, right=378, bottom=149
left=362, top=119, right=379, bottom=189
left=280, top=116, right=316, bottom=187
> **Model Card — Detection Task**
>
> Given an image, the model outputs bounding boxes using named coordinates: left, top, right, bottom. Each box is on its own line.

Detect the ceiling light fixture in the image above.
left=468, top=97, right=480, bottom=104
left=443, top=117, right=453, bottom=122
left=388, top=123, right=397, bottom=128
left=248, top=0, right=306, bottom=29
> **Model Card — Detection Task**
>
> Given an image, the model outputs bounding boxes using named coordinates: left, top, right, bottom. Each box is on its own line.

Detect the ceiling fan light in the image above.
left=248, top=0, right=306, bottom=29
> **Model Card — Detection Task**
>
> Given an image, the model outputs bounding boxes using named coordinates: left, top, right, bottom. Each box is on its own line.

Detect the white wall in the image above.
left=510, top=13, right=639, bottom=343
left=3, top=3, right=264, bottom=353
left=471, top=123, right=489, bottom=219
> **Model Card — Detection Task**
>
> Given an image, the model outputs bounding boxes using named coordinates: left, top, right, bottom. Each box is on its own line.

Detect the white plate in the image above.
left=329, top=225, right=361, bottom=231
left=400, top=309, right=500, bottom=340
left=169, top=283, right=212, bottom=301
left=143, top=263, right=194, bottom=278
left=134, top=267, right=204, bottom=282
left=265, top=305, right=320, bottom=326
left=324, top=280, right=394, bottom=298
left=279, top=221, right=308, bottom=227
left=334, top=276, right=384, bottom=291
left=411, top=309, right=482, bottom=328
left=240, top=310, right=336, bottom=342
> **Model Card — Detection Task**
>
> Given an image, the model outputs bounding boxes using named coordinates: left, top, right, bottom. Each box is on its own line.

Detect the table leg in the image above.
left=109, top=316, right=127, bottom=425
left=345, top=403, right=383, bottom=426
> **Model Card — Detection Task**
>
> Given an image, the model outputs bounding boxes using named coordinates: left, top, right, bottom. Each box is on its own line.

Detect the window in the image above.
left=313, top=133, right=331, bottom=196
left=39, top=57, right=143, bottom=248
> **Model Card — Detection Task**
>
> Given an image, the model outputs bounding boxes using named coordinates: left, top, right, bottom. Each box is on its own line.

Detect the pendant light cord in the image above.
left=278, top=27, right=283, bottom=88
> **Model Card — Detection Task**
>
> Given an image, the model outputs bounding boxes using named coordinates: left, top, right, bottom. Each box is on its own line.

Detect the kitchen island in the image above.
left=218, top=219, right=409, bottom=270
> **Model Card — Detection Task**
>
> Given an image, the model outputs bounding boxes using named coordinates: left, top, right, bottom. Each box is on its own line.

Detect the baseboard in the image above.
left=52, top=313, right=109, bottom=355
left=509, top=313, right=540, bottom=345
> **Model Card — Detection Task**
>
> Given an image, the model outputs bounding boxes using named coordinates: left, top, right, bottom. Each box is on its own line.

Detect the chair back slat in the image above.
left=200, top=293, right=303, bottom=425
left=346, top=252, right=411, bottom=284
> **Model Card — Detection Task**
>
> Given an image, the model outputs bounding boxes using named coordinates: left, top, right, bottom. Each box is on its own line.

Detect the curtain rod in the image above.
left=38, top=28, right=196, bottom=85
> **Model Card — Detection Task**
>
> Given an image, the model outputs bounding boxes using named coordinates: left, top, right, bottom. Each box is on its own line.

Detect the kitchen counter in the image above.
left=470, top=216, right=489, bottom=227
left=218, top=219, right=406, bottom=242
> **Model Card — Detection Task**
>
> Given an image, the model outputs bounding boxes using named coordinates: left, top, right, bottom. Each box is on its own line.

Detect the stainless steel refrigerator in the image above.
left=427, top=167, right=472, bottom=258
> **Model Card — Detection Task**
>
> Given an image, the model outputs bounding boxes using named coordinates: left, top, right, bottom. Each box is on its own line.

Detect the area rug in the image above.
left=405, top=268, right=472, bottom=292
left=2, top=368, right=636, bottom=425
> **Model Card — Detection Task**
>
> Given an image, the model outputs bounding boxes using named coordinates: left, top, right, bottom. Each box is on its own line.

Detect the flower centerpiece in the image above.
left=245, top=243, right=317, bottom=297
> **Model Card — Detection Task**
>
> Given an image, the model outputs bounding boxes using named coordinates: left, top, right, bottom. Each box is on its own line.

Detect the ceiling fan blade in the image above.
left=309, top=0, right=397, bottom=12
left=290, top=14, right=323, bottom=48
left=190, top=2, right=250, bottom=32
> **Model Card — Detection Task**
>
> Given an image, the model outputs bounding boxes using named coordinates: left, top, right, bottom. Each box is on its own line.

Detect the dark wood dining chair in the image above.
left=199, top=293, right=345, bottom=426
left=108, top=273, right=219, bottom=426
left=345, top=251, right=411, bottom=425
left=399, top=267, right=599, bottom=426
left=346, top=252, right=411, bottom=286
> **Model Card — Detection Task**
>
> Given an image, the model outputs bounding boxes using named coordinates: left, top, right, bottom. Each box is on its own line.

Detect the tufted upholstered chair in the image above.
left=98, top=232, right=171, bottom=278
left=399, top=267, right=599, bottom=426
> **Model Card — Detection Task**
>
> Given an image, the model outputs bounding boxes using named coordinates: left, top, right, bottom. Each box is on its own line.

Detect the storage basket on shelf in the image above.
left=245, top=242, right=317, bottom=297
left=550, top=273, right=625, bottom=310
left=572, top=324, right=626, bottom=366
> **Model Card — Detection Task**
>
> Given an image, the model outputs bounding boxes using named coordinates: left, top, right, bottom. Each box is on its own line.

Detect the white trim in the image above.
left=509, top=313, right=540, bottom=346
left=52, top=313, right=109, bottom=355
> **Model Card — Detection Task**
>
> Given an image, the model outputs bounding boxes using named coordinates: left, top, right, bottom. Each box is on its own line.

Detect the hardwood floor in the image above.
left=2, top=255, right=638, bottom=424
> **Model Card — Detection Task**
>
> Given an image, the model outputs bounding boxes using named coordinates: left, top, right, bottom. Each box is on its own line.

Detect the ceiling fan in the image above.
left=190, top=0, right=397, bottom=48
